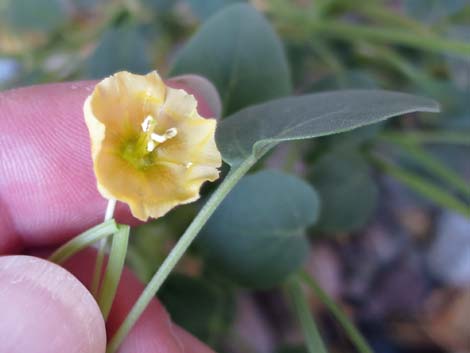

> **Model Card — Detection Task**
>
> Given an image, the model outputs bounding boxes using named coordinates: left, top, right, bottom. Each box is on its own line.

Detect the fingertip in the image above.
left=0, top=255, right=106, bottom=353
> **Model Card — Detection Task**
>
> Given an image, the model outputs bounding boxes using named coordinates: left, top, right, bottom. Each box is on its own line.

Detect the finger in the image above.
left=171, top=325, right=217, bottom=353
left=0, top=75, right=221, bottom=254
left=63, top=248, right=214, bottom=353
left=0, top=255, right=106, bottom=353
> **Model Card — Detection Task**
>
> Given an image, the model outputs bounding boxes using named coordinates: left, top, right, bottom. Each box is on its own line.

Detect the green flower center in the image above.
left=122, top=115, right=177, bottom=170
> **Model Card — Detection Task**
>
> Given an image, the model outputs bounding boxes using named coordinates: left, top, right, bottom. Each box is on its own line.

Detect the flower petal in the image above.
left=84, top=71, right=222, bottom=221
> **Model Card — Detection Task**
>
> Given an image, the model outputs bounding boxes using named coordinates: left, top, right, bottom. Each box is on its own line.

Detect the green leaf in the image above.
left=198, top=170, right=319, bottom=288
left=309, top=150, right=378, bottom=233
left=86, top=25, right=152, bottom=78
left=308, top=72, right=383, bottom=148
left=159, top=274, right=234, bottom=343
left=3, top=0, right=66, bottom=32
left=217, top=90, right=440, bottom=166
left=186, top=0, right=245, bottom=20
left=48, top=220, right=119, bottom=264
left=171, top=3, right=291, bottom=115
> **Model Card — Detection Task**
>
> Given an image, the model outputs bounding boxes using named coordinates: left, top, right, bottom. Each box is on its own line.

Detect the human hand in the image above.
left=0, top=75, right=221, bottom=353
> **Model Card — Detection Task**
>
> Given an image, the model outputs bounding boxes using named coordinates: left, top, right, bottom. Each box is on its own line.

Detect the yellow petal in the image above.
left=84, top=71, right=222, bottom=221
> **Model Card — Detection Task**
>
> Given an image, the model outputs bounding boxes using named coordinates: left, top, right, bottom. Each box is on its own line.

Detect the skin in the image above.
left=0, top=75, right=221, bottom=353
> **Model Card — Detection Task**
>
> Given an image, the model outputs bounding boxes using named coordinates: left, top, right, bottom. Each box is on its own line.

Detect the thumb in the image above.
left=0, top=255, right=106, bottom=353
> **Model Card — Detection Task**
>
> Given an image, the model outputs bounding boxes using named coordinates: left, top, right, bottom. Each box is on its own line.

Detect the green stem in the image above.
left=386, top=141, right=470, bottom=198
left=106, top=156, right=257, bottom=353
left=91, top=199, right=117, bottom=297
left=352, top=4, right=432, bottom=36
left=358, top=44, right=433, bottom=88
left=98, top=225, right=130, bottom=320
left=286, top=276, right=329, bottom=353
left=312, top=20, right=470, bottom=56
left=371, top=154, right=470, bottom=217
left=299, top=271, right=373, bottom=353
left=310, top=40, right=345, bottom=74
left=48, top=220, right=118, bottom=264
left=91, top=240, right=107, bottom=296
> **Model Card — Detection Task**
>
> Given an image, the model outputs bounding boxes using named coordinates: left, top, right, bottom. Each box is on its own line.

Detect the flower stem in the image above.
left=48, top=220, right=119, bottom=264
left=91, top=199, right=117, bottom=297
left=106, top=156, right=257, bottom=353
left=299, top=271, right=373, bottom=353
left=286, top=276, right=329, bottom=353
left=98, top=225, right=130, bottom=320
left=104, top=199, right=117, bottom=221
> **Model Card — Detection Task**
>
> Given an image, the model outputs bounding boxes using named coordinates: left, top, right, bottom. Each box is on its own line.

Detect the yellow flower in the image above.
left=84, top=71, right=222, bottom=221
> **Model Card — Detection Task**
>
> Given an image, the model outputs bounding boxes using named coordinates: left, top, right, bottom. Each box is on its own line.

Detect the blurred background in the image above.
left=1, top=1, right=469, bottom=353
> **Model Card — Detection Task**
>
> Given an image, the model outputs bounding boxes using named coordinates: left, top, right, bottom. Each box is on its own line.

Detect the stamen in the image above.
left=147, top=140, right=156, bottom=152
left=141, top=115, right=155, bottom=132
left=150, top=128, right=178, bottom=145
left=150, top=133, right=167, bottom=143
left=142, top=114, right=177, bottom=153
left=165, top=128, right=178, bottom=139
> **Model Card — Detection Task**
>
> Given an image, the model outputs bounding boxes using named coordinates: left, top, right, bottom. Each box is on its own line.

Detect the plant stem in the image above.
left=278, top=5, right=470, bottom=58
left=106, top=156, right=257, bottom=353
left=91, top=199, right=117, bottom=297
left=307, top=20, right=470, bottom=56
left=358, top=44, right=433, bottom=89
left=371, top=154, right=470, bottom=217
left=48, top=220, right=119, bottom=264
left=352, top=4, right=431, bottom=36
left=299, top=271, right=373, bottom=353
left=98, top=225, right=130, bottom=320
left=286, top=276, right=329, bottom=353
left=387, top=142, right=470, bottom=198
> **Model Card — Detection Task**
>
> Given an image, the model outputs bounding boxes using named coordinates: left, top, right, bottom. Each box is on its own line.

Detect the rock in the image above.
left=423, top=289, right=470, bottom=352
left=427, top=212, right=470, bottom=286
